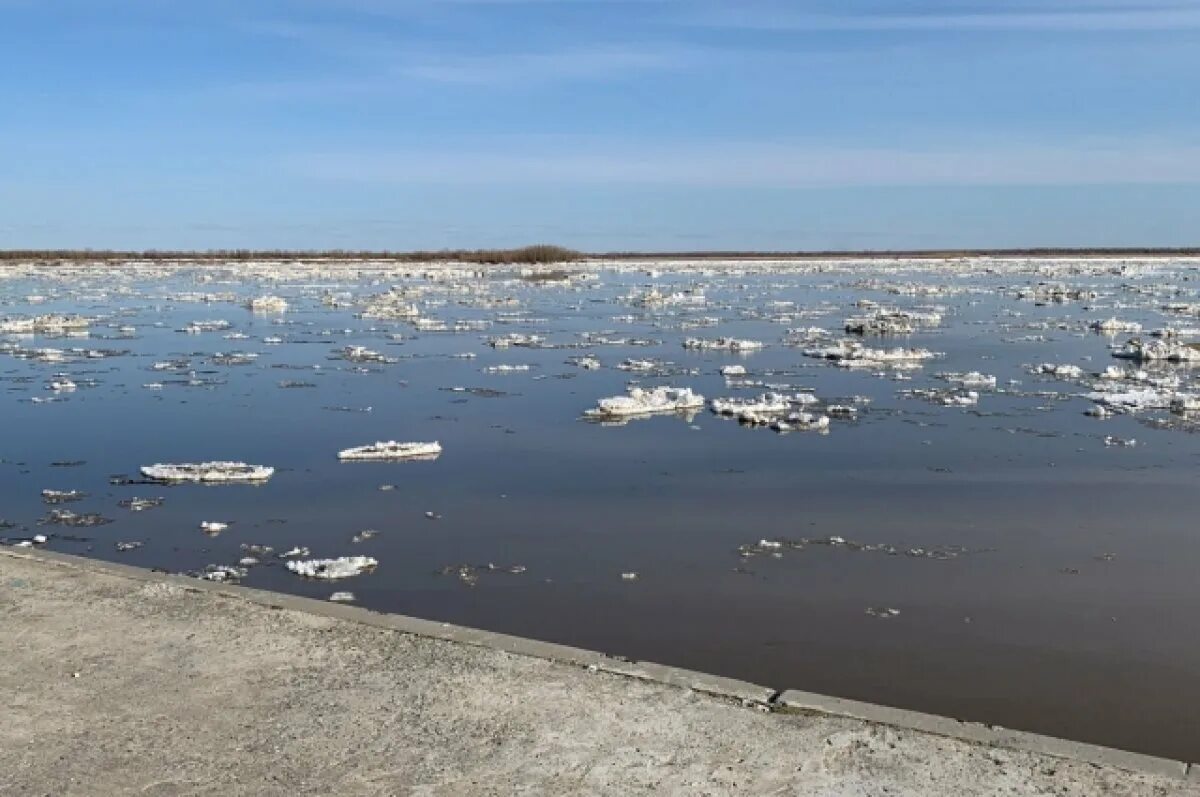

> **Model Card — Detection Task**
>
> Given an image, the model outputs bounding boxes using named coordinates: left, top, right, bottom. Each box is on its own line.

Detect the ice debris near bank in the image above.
left=286, top=556, right=378, bottom=579
left=140, top=462, right=275, bottom=483
left=338, top=441, right=442, bottom=461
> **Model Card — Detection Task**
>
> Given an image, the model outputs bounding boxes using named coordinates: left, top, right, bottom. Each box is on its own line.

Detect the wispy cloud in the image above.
left=285, top=138, right=1200, bottom=187
left=687, top=3, right=1200, bottom=32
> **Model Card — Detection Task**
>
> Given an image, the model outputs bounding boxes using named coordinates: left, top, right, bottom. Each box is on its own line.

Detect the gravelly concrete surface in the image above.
left=1, top=551, right=1195, bottom=796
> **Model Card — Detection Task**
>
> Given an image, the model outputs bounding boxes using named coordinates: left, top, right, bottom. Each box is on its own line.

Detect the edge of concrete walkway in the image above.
left=5, top=547, right=1195, bottom=781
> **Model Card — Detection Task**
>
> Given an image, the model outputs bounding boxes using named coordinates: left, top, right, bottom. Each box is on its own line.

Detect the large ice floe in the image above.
left=286, top=556, right=378, bottom=579
left=338, top=441, right=442, bottom=461
left=140, top=461, right=275, bottom=483
left=585, top=386, right=705, bottom=418
left=804, top=340, right=938, bottom=368
left=1111, top=338, right=1200, bottom=363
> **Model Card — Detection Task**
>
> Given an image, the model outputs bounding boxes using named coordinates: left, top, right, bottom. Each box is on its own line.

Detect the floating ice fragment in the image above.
left=1112, top=338, right=1200, bottom=363
left=337, top=441, right=442, bottom=461
left=140, top=461, right=275, bottom=483
left=248, top=295, right=288, bottom=313
left=286, top=556, right=378, bottom=579
left=585, top=386, right=705, bottom=418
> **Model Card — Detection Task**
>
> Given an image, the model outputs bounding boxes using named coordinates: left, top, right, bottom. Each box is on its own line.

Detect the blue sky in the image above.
left=2, top=0, right=1198, bottom=251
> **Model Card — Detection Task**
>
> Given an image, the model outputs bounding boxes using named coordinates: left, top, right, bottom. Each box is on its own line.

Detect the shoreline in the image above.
left=3, top=546, right=1195, bottom=793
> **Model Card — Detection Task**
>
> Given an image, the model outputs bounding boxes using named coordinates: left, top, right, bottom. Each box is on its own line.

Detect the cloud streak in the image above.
left=688, top=4, right=1200, bottom=32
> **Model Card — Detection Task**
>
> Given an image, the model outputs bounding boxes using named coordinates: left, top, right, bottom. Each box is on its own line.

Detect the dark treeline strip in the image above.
left=2, top=245, right=1198, bottom=263
left=0, top=245, right=583, bottom=264
left=594, top=247, right=1200, bottom=260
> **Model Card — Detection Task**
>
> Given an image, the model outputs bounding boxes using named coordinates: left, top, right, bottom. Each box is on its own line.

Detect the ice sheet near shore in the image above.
left=286, top=556, right=378, bottom=579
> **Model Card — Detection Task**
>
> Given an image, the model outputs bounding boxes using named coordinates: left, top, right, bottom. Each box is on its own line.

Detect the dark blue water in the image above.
left=3, top=259, right=1199, bottom=760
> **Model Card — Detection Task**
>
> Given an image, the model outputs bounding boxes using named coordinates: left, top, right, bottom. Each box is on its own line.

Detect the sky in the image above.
left=2, top=0, right=1198, bottom=251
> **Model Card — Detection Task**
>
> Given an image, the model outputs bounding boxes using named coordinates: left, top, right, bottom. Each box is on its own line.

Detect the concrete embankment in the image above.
left=1, top=548, right=1196, bottom=796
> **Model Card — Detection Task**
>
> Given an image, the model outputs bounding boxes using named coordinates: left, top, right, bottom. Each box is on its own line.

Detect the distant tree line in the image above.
left=0, top=245, right=585, bottom=264
left=2, top=245, right=1197, bottom=263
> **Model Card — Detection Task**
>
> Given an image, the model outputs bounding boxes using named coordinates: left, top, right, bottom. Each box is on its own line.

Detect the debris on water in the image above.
left=621, top=571, right=639, bottom=581
left=352, top=529, right=379, bottom=543
left=118, top=497, right=165, bottom=512
left=439, top=562, right=527, bottom=587
left=115, top=541, right=143, bottom=552
left=140, top=461, right=275, bottom=483
left=40, top=510, right=113, bottom=527
left=41, top=489, right=87, bottom=504
left=0, top=314, right=90, bottom=335
left=585, top=386, right=705, bottom=419
left=197, top=564, right=248, bottom=582
left=338, top=441, right=442, bottom=461
left=865, top=607, right=901, bottom=619
left=568, top=355, right=602, bottom=370
left=340, top=345, right=396, bottom=364
left=329, top=591, right=356, bottom=602
left=425, top=511, right=440, bottom=520
left=241, top=543, right=274, bottom=556
left=286, top=556, right=378, bottom=579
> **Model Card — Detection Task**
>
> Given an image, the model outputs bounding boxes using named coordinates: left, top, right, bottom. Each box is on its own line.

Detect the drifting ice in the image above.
left=338, top=441, right=442, bottom=461
left=586, top=386, right=705, bottom=418
left=1112, top=338, right=1200, bottom=363
left=140, top=461, right=275, bottom=483
left=247, top=295, right=288, bottom=313
left=286, top=556, right=378, bottom=579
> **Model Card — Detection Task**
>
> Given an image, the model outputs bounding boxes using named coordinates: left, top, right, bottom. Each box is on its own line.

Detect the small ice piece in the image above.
left=278, top=546, right=311, bottom=559
left=1037, top=363, right=1085, bottom=379
left=200, top=564, right=247, bottom=582
left=329, top=591, right=356, bottom=602
left=41, top=489, right=87, bottom=504
left=682, top=337, right=765, bottom=352
left=248, top=295, right=288, bottom=313
left=286, top=556, right=378, bottom=579
left=199, top=521, right=229, bottom=535
left=337, top=441, right=442, bottom=461
left=770, top=412, right=831, bottom=433
left=937, top=371, right=997, bottom=390
left=585, top=386, right=705, bottom=418
left=720, top=364, right=747, bottom=377
left=621, top=572, right=639, bottom=581
left=140, top=461, right=275, bottom=483
left=47, top=378, right=77, bottom=392
left=115, top=541, right=143, bottom=551
left=1090, top=318, right=1141, bottom=334
left=865, top=607, right=901, bottom=619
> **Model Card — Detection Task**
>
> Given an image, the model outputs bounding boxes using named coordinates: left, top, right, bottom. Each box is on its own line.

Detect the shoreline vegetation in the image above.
left=1, top=245, right=1199, bottom=263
